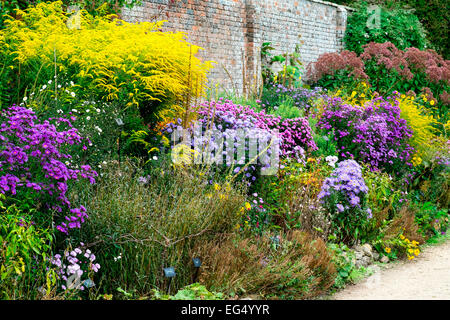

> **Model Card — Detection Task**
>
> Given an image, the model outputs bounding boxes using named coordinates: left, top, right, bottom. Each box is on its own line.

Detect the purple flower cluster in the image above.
left=51, top=243, right=100, bottom=291
left=318, top=159, right=369, bottom=210
left=0, top=105, right=97, bottom=234
left=317, top=94, right=414, bottom=172
left=196, top=99, right=318, bottom=157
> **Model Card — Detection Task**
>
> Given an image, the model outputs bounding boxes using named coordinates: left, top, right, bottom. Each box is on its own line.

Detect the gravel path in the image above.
left=332, top=239, right=450, bottom=300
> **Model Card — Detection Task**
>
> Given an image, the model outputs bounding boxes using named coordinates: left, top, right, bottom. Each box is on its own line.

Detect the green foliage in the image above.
left=272, top=98, right=302, bottom=119
left=261, top=41, right=304, bottom=88
left=414, top=202, right=449, bottom=239
left=0, top=204, right=54, bottom=299
left=344, top=1, right=427, bottom=54
left=327, top=243, right=368, bottom=288
left=152, top=283, right=224, bottom=300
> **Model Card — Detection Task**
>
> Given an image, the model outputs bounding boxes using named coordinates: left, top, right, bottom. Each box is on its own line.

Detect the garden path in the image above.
left=332, top=239, right=450, bottom=300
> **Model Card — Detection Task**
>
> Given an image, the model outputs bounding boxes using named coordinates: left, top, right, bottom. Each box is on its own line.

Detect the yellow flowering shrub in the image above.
left=397, top=95, right=438, bottom=163
left=0, top=1, right=213, bottom=122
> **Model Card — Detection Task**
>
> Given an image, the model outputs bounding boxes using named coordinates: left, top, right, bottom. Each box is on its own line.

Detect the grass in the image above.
left=70, top=156, right=247, bottom=297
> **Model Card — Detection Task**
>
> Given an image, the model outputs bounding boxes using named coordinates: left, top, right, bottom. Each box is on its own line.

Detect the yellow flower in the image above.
left=385, top=247, right=391, bottom=254
left=307, top=157, right=316, bottom=163
left=399, top=234, right=405, bottom=240
left=408, top=248, right=414, bottom=254
left=414, top=249, right=420, bottom=256
left=408, top=255, right=415, bottom=260
left=213, top=183, right=221, bottom=191
left=360, top=93, right=365, bottom=98
left=430, top=100, right=435, bottom=105
left=412, top=240, right=419, bottom=246
left=219, top=194, right=228, bottom=200
left=423, top=96, right=428, bottom=102
left=244, top=202, right=251, bottom=211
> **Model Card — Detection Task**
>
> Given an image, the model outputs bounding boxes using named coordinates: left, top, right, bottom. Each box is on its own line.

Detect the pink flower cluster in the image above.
left=361, top=42, right=450, bottom=83
left=196, top=99, right=318, bottom=157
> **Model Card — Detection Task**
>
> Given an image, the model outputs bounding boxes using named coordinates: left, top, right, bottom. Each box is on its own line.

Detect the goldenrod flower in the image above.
left=414, top=249, right=420, bottom=256
left=385, top=247, right=391, bottom=253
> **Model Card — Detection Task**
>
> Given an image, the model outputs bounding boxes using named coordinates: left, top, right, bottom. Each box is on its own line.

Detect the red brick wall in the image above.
left=122, top=0, right=349, bottom=95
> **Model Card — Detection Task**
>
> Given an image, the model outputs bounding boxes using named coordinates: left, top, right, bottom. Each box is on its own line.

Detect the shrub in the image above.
left=344, top=1, right=427, bottom=55
left=195, top=100, right=318, bottom=158
left=0, top=1, right=212, bottom=124
left=73, top=157, right=246, bottom=296
left=0, top=105, right=97, bottom=234
left=306, top=50, right=367, bottom=89
left=0, top=0, right=142, bottom=29
left=397, top=94, right=439, bottom=162
left=361, top=164, right=402, bottom=240
left=194, top=231, right=336, bottom=299
left=308, top=42, right=450, bottom=122
left=408, top=137, right=449, bottom=208
left=317, top=95, right=414, bottom=173
left=318, top=160, right=371, bottom=244
left=254, top=157, right=333, bottom=237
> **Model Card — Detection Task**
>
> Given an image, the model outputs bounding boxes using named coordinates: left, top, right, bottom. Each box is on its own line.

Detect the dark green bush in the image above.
left=344, top=1, right=427, bottom=55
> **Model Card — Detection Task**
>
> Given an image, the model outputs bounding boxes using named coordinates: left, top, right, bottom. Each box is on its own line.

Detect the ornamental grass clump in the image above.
left=0, top=105, right=97, bottom=234
left=74, top=157, right=246, bottom=295
left=318, top=159, right=371, bottom=244
left=317, top=95, right=414, bottom=173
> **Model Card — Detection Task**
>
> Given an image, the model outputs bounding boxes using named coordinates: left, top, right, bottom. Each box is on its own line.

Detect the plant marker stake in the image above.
left=115, top=118, right=124, bottom=165
left=164, top=267, right=176, bottom=295
left=192, top=257, right=202, bottom=282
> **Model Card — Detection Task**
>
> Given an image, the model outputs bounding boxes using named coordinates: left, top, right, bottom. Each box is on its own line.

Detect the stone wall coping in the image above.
left=306, top=0, right=355, bottom=11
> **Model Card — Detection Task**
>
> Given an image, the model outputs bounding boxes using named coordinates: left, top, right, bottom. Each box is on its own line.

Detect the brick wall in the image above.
left=121, top=0, right=349, bottom=95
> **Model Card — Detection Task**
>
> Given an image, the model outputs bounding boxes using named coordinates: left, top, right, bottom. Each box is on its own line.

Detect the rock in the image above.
left=373, top=252, right=380, bottom=261
left=362, top=244, right=373, bottom=257
left=361, top=256, right=372, bottom=267
left=380, top=256, right=389, bottom=263
left=355, top=251, right=364, bottom=261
